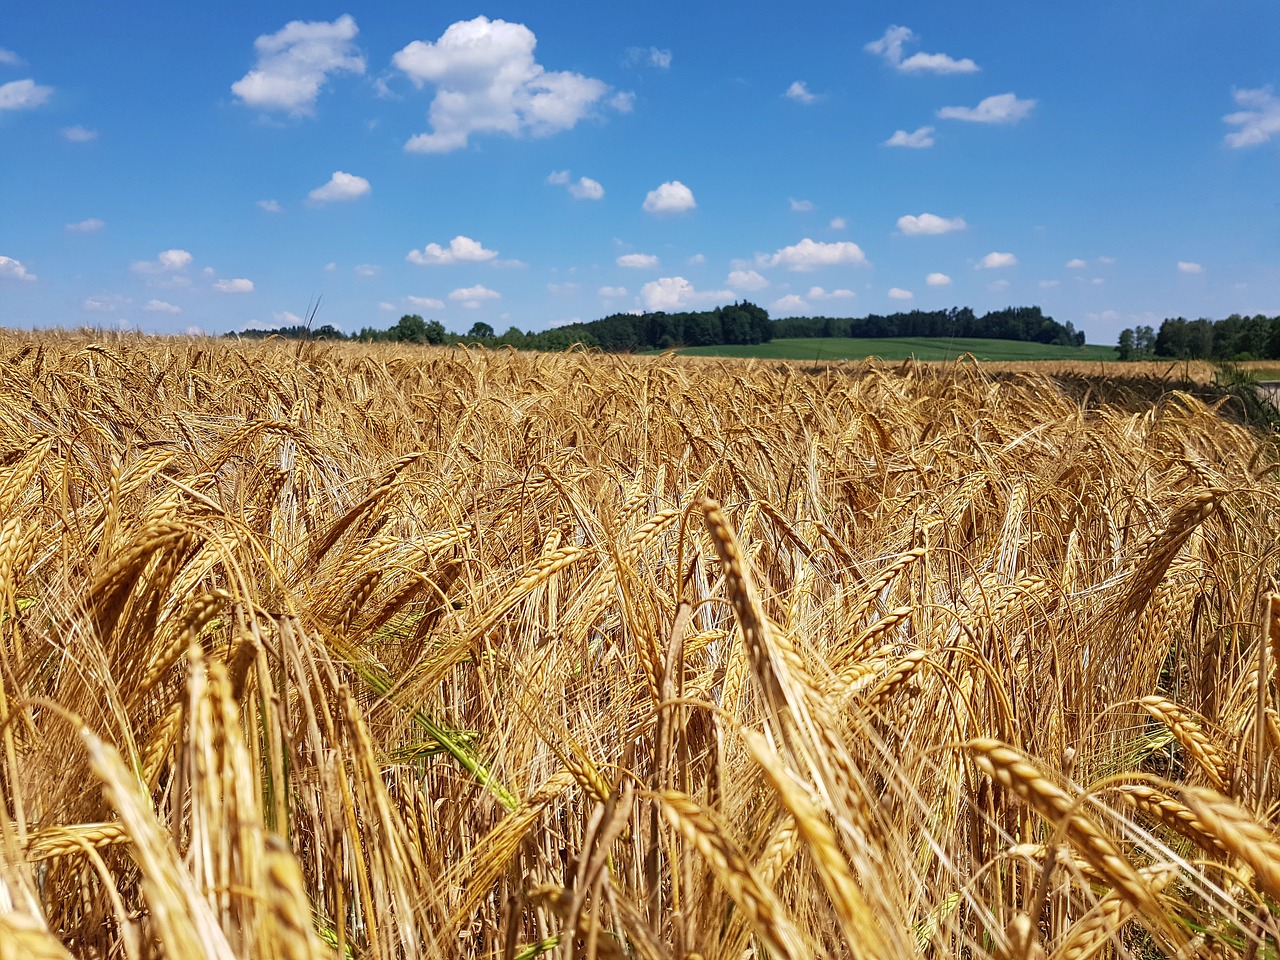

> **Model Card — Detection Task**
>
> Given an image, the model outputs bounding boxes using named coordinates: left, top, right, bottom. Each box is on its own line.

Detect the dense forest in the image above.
left=230, top=302, right=1089, bottom=354
left=1119, top=314, right=1280, bottom=361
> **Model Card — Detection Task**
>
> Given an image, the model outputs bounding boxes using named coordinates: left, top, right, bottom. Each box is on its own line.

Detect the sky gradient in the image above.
left=2, top=3, right=1278, bottom=343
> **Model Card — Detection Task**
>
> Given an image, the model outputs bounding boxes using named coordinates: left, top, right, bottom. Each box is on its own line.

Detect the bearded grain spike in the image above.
left=1137, top=696, right=1230, bottom=790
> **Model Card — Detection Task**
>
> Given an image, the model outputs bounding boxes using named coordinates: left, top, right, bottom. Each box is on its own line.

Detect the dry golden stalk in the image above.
left=22, top=822, right=130, bottom=861
left=658, top=789, right=807, bottom=960
left=964, top=739, right=1157, bottom=915
left=0, top=911, right=74, bottom=960
left=1050, top=864, right=1176, bottom=960
left=1111, top=784, right=1226, bottom=852
left=1181, top=786, right=1280, bottom=902
left=1136, top=696, right=1230, bottom=790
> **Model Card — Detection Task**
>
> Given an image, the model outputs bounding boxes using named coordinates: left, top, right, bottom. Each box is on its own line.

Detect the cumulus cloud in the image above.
left=888, top=287, right=914, bottom=300
left=144, top=299, right=181, bottom=314
left=548, top=171, right=604, bottom=199
left=394, top=16, right=621, bottom=153
left=258, top=199, right=283, bottom=213
left=897, top=212, right=966, bottom=235
left=765, top=238, right=868, bottom=271
left=617, top=253, right=659, bottom=269
left=643, top=180, right=696, bottom=215
left=789, top=198, right=815, bottom=212
left=884, top=126, right=935, bottom=148
left=0, top=78, right=53, bottom=111
left=0, top=48, right=22, bottom=66
left=307, top=171, right=370, bottom=203
left=727, top=269, right=769, bottom=291
left=1177, top=261, right=1204, bottom=274
left=132, top=249, right=193, bottom=274
left=626, top=47, right=672, bottom=69
left=808, top=286, right=855, bottom=300
left=977, top=251, right=1018, bottom=269
left=865, top=26, right=978, bottom=74
left=938, top=93, right=1035, bottom=124
left=687, top=253, right=707, bottom=265
left=926, top=272, right=952, bottom=286
left=770, top=294, right=809, bottom=314
left=598, top=285, right=628, bottom=297
left=1224, top=87, right=1280, bottom=148
left=83, top=294, right=130, bottom=312
left=449, top=284, right=501, bottom=307
left=214, top=278, right=255, bottom=293
left=785, top=81, right=816, bottom=104
left=231, top=14, right=364, bottom=115
left=66, top=218, right=105, bottom=233
left=273, top=311, right=304, bottom=324
left=405, top=295, right=445, bottom=310
left=406, top=235, right=498, bottom=266
left=1065, top=257, right=1087, bottom=269
left=0, top=255, right=36, bottom=282
left=640, top=276, right=734, bottom=311
left=61, top=125, right=97, bottom=142
left=829, top=217, right=847, bottom=230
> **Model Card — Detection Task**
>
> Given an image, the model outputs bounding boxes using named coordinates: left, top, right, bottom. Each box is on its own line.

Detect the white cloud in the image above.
left=378, top=301, right=397, bottom=312
left=1039, top=280, right=1060, bottom=289
left=83, top=294, right=130, bottom=312
left=897, top=212, right=966, bottom=235
left=394, top=16, right=619, bottom=153
left=926, top=272, right=952, bottom=286
left=307, top=170, right=370, bottom=203
left=626, top=47, right=672, bottom=69
left=727, top=269, right=769, bottom=291
left=977, top=251, right=1018, bottom=269
left=865, top=26, right=978, bottom=75
left=405, top=295, right=445, bottom=310
left=610, top=91, right=635, bottom=113
left=144, top=299, right=181, bottom=314
left=643, top=180, right=696, bottom=215
left=61, top=125, right=97, bottom=142
left=598, top=286, right=628, bottom=297
left=988, top=279, right=1011, bottom=292
left=640, top=276, right=734, bottom=311
left=617, top=253, right=659, bottom=269
left=1177, top=261, right=1204, bottom=274
left=770, top=294, right=809, bottom=314
left=231, top=14, right=364, bottom=115
left=546, top=170, right=569, bottom=185
left=407, top=235, right=498, bottom=265
left=324, top=262, right=338, bottom=272
left=885, top=126, right=935, bottom=148
left=765, top=238, right=868, bottom=271
left=1098, top=256, right=1116, bottom=265
left=1065, top=257, right=1087, bottom=269
left=785, top=81, right=816, bottom=104
left=0, top=256, right=36, bottom=282
left=808, top=286, right=854, bottom=300
left=0, top=79, right=53, bottom=111
left=569, top=176, right=604, bottom=200
left=1091, top=277, right=1104, bottom=285
left=66, top=218, right=105, bottom=233
left=258, top=199, right=283, bottom=213
left=789, top=198, right=815, bottom=212
left=214, top=278, right=255, bottom=293
left=888, top=287, right=913, bottom=300
left=547, top=281, right=580, bottom=295
left=1224, top=87, right=1280, bottom=148
left=353, top=264, right=380, bottom=277
left=0, top=49, right=22, bottom=67
left=938, top=93, right=1036, bottom=124
left=449, top=284, right=501, bottom=306
left=132, top=249, right=193, bottom=274
left=273, top=311, right=304, bottom=324
left=687, top=253, right=707, bottom=265
left=829, top=216, right=847, bottom=230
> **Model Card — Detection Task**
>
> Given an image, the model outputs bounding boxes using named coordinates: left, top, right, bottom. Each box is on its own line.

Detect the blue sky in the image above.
left=2, top=3, right=1278, bottom=343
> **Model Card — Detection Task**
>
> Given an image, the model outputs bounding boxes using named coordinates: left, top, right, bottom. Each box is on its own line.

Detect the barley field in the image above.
left=2, top=331, right=1280, bottom=959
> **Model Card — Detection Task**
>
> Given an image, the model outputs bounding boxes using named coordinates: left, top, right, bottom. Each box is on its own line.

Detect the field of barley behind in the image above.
left=2, top=331, right=1280, bottom=959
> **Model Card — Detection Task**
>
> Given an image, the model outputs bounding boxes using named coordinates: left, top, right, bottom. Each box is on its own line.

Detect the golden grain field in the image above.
left=2, top=331, right=1279, bottom=959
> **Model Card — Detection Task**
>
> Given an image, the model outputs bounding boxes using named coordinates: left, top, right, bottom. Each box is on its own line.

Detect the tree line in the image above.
left=1118, top=315, right=1280, bottom=361
left=774, top=305, right=1086, bottom=346
left=229, top=302, right=1084, bottom=352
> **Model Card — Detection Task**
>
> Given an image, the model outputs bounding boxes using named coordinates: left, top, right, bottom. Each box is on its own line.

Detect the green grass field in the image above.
left=669, top=336, right=1119, bottom=362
